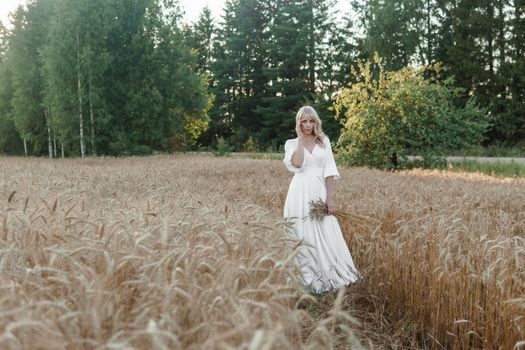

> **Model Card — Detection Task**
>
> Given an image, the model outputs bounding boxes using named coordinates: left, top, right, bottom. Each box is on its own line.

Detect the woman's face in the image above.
left=300, top=117, right=316, bottom=134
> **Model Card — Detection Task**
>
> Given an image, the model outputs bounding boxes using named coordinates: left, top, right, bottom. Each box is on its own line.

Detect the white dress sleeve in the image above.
left=323, top=136, right=340, bottom=180
left=283, top=139, right=304, bottom=173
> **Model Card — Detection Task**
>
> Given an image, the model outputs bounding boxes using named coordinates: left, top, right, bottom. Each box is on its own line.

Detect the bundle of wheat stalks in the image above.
left=307, top=199, right=380, bottom=232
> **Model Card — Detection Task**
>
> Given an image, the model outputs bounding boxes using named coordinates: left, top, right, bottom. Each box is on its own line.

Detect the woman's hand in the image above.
left=326, top=196, right=336, bottom=215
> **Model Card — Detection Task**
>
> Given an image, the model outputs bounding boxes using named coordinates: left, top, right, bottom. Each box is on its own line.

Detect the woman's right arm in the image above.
left=291, top=120, right=304, bottom=167
left=291, top=139, right=304, bottom=168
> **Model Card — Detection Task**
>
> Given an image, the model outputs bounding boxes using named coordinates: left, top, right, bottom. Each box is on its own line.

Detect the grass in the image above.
left=449, top=145, right=525, bottom=158
left=242, top=152, right=284, bottom=160
left=440, top=159, right=525, bottom=178
left=1, top=155, right=524, bottom=349
left=243, top=150, right=525, bottom=178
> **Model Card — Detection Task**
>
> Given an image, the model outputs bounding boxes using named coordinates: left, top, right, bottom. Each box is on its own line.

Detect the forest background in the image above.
left=0, top=0, right=523, bottom=158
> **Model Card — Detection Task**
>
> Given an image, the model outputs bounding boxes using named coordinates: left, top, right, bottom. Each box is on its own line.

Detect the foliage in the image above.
left=354, top=0, right=422, bottom=70
left=242, top=136, right=260, bottom=153
left=185, top=6, right=215, bottom=76
left=8, top=3, right=49, bottom=156
left=353, top=0, right=525, bottom=146
left=0, top=30, right=23, bottom=154
left=193, top=0, right=353, bottom=151
left=1, top=0, right=524, bottom=155
left=213, top=136, right=233, bottom=156
left=0, top=0, right=210, bottom=156
left=333, top=54, right=489, bottom=169
left=255, top=0, right=340, bottom=148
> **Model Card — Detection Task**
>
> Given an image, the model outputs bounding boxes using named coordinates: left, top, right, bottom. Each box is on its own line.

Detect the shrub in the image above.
left=333, top=54, right=490, bottom=169
left=242, top=136, right=260, bottom=153
left=214, top=136, right=233, bottom=156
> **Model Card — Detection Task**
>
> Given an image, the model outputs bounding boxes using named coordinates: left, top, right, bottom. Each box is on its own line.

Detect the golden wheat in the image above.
left=1, top=155, right=524, bottom=349
left=0, top=155, right=363, bottom=350
left=170, top=155, right=525, bottom=349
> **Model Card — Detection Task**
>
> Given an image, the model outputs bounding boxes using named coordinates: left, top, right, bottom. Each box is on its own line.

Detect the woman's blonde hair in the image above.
left=296, top=106, right=325, bottom=145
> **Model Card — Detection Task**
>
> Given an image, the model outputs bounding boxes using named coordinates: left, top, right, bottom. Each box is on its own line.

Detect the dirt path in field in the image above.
left=408, top=156, right=525, bottom=164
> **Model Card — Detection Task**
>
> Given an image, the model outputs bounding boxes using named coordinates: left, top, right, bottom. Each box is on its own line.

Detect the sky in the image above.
left=0, top=0, right=24, bottom=27
left=1, top=0, right=352, bottom=28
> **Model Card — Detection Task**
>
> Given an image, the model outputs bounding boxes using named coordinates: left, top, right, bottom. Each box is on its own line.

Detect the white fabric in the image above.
left=283, top=136, right=360, bottom=293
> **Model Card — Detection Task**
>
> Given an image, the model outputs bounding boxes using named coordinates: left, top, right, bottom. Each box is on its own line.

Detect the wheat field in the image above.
left=0, top=155, right=524, bottom=349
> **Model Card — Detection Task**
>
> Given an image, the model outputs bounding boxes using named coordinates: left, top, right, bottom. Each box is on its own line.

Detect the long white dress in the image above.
left=283, top=136, right=360, bottom=293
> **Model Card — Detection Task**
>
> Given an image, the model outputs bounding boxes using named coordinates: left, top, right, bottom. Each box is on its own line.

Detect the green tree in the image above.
left=185, top=5, right=217, bottom=149
left=0, top=21, right=7, bottom=57
left=315, top=9, right=361, bottom=140
left=205, top=0, right=273, bottom=150
left=500, top=0, right=525, bottom=144
left=0, top=64, right=22, bottom=154
left=8, top=2, right=51, bottom=156
left=102, top=0, right=210, bottom=154
left=355, top=0, right=424, bottom=70
left=433, top=0, right=523, bottom=145
left=40, top=0, right=210, bottom=155
left=334, top=55, right=489, bottom=169
left=0, top=21, right=23, bottom=154
left=78, top=0, right=113, bottom=156
left=255, top=0, right=336, bottom=149
left=256, top=0, right=311, bottom=149
left=187, top=6, right=215, bottom=75
left=43, top=0, right=91, bottom=157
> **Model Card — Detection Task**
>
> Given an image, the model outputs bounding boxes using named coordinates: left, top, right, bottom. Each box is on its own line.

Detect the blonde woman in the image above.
left=283, top=106, right=360, bottom=293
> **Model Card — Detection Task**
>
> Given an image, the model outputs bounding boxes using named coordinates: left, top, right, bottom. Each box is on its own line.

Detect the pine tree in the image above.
left=189, top=6, right=215, bottom=75
left=252, top=0, right=337, bottom=148
left=313, top=3, right=360, bottom=140
left=202, top=0, right=238, bottom=147
left=505, top=0, right=525, bottom=143
left=355, top=0, right=424, bottom=70
left=206, top=0, right=273, bottom=150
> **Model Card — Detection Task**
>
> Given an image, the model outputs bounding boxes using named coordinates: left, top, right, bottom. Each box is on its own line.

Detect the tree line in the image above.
left=0, top=0, right=210, bottom=157
left=0, top=0, right=523, bottom=156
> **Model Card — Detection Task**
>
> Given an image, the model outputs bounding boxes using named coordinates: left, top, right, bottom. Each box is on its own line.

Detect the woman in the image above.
left=283, top=106, right=360, bottom=294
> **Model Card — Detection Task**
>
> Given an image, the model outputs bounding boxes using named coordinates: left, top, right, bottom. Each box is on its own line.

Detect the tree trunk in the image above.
left=23, top=136, right=28, bottom=157
left=77, top=31, right=86, bottom=158
left=88, top=68, right=96, bottom=156
left=390, top=151, right=398, bottom=169
left=426, top=0, right=432, bottom=64
left=61, top=141, right=65, bottom=158
left=308, top=5, right=315, bottom=95
left=417, top=41, right=426, bottom=65
left=44, top=109, right=53, bottom=158
left=497, top=0, right=505, bottom=68
left=514, top=2, right=521, bottom=58
left=53, top=131, right=57, bottom=158
left=487, top=4, right=495, bottom=76
left=512, top=0, right=524, bottom=111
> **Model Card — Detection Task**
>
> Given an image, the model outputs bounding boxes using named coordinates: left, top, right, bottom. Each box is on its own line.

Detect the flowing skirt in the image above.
left=283, top=167, right=360, bottom=293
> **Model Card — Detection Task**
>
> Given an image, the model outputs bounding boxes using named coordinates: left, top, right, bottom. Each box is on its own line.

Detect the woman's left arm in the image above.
left=323, top=137, right=339, bottom=216
left=325, top=176, right=336, bottom=215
